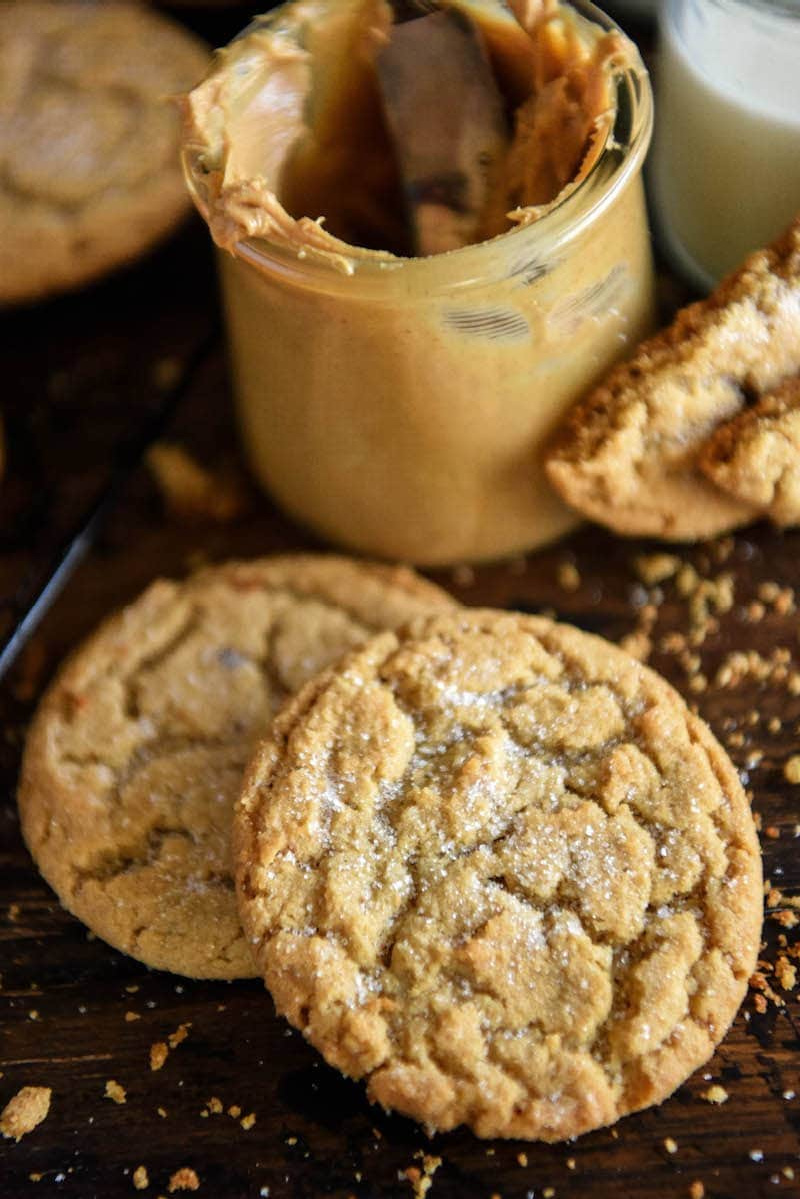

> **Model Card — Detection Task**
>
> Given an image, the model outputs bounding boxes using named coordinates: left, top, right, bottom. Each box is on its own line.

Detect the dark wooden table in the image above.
left=1, top=7, right=798, bottom=1198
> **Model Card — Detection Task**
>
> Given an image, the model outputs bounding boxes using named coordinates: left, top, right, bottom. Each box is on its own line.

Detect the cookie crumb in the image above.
left=168, top=1168, right=200, bottom=1192
left=167, top=1023, right=191, bottom=1050
left=207, top=1097, right=222, bottom=1115
left=147, top=443, right=249, bottom=525
left=664, top=1137, right=678, bottom=1154
left=228, top=1105, right=241, bottom=1119
left=566, top=1159, right=576, bottom=1170
left=0, top=1086, right=51, bottom=1141
left=634, top=553, right=680, bottom=586
left=776, top=956, right=797, bottom=991
left=451, top=565, right=475, bottom=588
left=133, top=1165, right=149, bottom=1190
left=556, top=561, right=581, bottom=593
left=105, top=1080, right=126, bottom=1105
left=8, top=903, right=20, bottom=922
left=784, top=756, right=800, bottom=784
left=701, top=1084, right=728, bottom=1104
left=688, top=1183, right=704, bottom=1199
left=125, top=1012, right=140, bottom=1023
left=403, top=1154, right=441, bottom=1197
left=150, top=1043, right=168, bottom=1072
left=240, top=1113, right=256, bottom=1131
left=517, top=1153, right=528, bottom=1167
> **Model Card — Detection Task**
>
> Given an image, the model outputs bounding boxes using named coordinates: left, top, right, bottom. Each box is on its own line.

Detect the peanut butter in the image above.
left=182, top=0, right=655, bottom=564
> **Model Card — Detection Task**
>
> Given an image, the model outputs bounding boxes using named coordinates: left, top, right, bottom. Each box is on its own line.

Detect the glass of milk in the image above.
left=649, top=0, right=800, bottom=291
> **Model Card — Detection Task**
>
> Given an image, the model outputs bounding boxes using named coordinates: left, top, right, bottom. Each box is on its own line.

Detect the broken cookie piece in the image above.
left=699, top=374, right=800, bottom=528
left=0, top=1086, right=51, bottom=1141
left=545, top=215, right=800, bottom=540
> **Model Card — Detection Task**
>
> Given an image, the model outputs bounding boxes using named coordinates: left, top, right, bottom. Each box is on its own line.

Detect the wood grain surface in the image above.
left=1, top=7, right=798, bottom=1198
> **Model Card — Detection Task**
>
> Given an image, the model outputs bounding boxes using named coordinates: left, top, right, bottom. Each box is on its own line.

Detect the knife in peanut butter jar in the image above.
left=376, top=3, right=511, bottom=255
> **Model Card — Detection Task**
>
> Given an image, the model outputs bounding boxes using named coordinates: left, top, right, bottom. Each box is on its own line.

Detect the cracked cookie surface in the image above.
left=17, top=556, right=455, bottom=979
left=235, top=609, right=762, bottom=1140
left=699, top=374, right=800, bottom=527
left=0, top=2, right=209, bottom=304
left=545, top=216, right=800, bottom=540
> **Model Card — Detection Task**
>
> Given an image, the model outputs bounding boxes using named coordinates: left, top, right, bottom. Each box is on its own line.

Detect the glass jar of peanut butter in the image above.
left=182, top=0, right=655, bottom=565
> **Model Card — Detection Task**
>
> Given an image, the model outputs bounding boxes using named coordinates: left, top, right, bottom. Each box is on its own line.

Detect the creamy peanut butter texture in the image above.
left=182, top=0, right=654, bottom=565
left=184, top=0, right=630, bottom=263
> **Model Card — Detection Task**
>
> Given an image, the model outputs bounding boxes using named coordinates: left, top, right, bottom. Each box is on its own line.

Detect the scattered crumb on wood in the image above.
left=168, top=1167, right=200, bottom=1192
left=147, top=443, right=250, bottom=524
left=403, top=1153, right=442, bottom=1197
left=0, top=1086, right=51, bottom=1141
left=634, top=553, right=680, bottom=586
left=105, top=1080, right=127, bottom=1105
left=556, top=561, right=581, bottom=593
left=450, top=564, right=475, bottom=589
left=150, top=1043, right=168, bottom=1072
left=784, top=756, right=800, bottom=784
left=167, top=1023, right=191, bottom=1050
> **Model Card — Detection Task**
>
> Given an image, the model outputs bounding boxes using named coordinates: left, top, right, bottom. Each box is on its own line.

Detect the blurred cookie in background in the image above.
left=0, top=2, right=209, bottom=305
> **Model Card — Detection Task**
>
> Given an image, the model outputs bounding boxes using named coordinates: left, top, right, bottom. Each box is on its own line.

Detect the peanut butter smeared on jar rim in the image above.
left=182, top=0, right=655, bottom=565
left=183, top=0, right=632, bottom=263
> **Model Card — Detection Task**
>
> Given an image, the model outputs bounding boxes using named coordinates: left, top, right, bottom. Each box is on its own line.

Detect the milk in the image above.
left=650, top=0, right=800, bottom=290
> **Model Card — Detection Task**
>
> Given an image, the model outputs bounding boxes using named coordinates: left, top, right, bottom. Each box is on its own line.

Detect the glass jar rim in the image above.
left=183, top=0, right=653, bottom=298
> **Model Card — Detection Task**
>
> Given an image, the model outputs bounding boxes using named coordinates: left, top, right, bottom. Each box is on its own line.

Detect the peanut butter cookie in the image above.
left=545, top=216, right=800, bottom=540
left=0, top=2, right=209, bottom=304
left=18, top=556, right=455, bottom=979
left=235, top=609, right=762, bottom=1140
left=699, top=375, right=800, bottom=528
